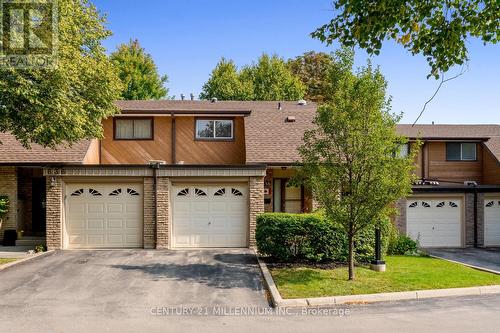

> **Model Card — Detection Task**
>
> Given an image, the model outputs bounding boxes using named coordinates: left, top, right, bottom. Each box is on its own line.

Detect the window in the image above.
left=196, top=119, right=233, bottom=139
left=397, top=143, right=409, bottom=158
left=114, top=118, right=153, bottom=140
left=446, top=143, right=476, bottom=161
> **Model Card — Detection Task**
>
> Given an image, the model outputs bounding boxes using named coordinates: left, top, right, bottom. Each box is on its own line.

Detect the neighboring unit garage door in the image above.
left=172, top=185, right=248, bottom=248
left=65, top=184, right=143, bottom=248
left=484, top=198, right=500, bottom=246
left=406, top=198, right=462, bottom=247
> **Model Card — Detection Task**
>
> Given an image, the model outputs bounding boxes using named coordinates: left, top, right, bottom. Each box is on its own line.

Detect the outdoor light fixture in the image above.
left=50, top=176, right=56, bottom=187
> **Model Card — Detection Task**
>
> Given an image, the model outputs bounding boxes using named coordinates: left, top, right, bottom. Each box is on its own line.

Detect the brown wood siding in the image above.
left=100, top=117, right=172, bottom=164
left=82, top=139, right=100, bottom=164
left=175, top=117, right=245, bottom=165
left=482, top=147, right=500, bottom=184
left=410, top=143, right=423, bottom=178
left=427, top=142, right=483, bottom=183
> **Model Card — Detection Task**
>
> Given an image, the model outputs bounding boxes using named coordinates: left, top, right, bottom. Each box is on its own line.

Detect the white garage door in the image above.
left=407, top=198, right=462, bottom=247
left=65, top=184, right=143, bottom=248
left=172, top=185, right=248, bottom=248
left=484, top=199, right=500, bottom=246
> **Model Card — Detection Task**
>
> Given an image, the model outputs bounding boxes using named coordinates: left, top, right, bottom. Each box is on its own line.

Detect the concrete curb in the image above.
left=255, top=255, right=500, bottom=307
left=427, top=254, right=500, bottom=275
left=0, top=250, right=55, bottom=272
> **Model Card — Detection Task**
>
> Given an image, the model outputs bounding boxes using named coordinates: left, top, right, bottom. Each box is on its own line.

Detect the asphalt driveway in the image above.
left=0, top=249, right=268, bottom=320
left=425, top=247, right=500, bottom=274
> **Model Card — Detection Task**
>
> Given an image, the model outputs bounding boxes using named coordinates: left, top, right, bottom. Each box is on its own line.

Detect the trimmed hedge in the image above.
left=256, top=213, right=391, bottom=263
left=387, top=233, right=418, bottom=255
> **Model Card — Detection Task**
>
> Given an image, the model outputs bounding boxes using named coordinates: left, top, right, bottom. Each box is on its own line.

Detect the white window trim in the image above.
left=195, top=119, right=234, bottom=140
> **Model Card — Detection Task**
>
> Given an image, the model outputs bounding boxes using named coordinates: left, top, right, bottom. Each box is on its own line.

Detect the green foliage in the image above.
left=199, top=54, right=305, bottom=101
left=388, top=234, right=419, bottom=255
left=35, top=244, right=47, bottom=253
left=256, top=213, right=391, bottom=263
left=0, top=0, right=123, bottom=147
left=111, top=39, right=169, bottom=100
left=296, top=48, right=419, bottom=279
left=287, top=51, right=335, bottom=103
left=0, top=195, right=9, bottom=217
left=199, top=58, right=253, bottom=100
left=312, top=1, right=499, bottom=78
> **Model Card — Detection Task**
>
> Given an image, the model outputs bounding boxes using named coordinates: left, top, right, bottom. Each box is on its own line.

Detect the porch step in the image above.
left=15, top=237, right=46, bottom=247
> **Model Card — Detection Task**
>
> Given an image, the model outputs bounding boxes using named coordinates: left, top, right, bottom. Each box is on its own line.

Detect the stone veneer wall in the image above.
left=0, top=167, right=18, bottom=242
left=394, top=198, right=407, bottom=234
left=249, top=176, right=264, bottom=248
left=45, top=176, right=62, bottom=250
left=465, top=193, right=484, bottom=247
left=156, top=177, right=169, bottom=249
left=143, top=177, right=154, bottom=249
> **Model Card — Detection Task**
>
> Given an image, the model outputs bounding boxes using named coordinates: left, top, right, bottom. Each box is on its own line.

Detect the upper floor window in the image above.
left=196, top=119, right=233, bottom=140
left=446, top=142, right=476, bottom=161
left=114, top=118, right=153, bottom=140
left=397, top=143, right=409, bottom=158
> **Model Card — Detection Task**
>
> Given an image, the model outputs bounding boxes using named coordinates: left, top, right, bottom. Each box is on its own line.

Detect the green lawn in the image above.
left=269, top=256, right=500, bottom=299
left=0, top=258, right=16, bottom=265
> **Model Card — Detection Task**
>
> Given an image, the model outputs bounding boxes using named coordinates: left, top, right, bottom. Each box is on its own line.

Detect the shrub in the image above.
left=387, top=233, right=418, bottom=255
left=256, top=213, right=391, bottom=263
left=0, top=195, right=9, bottom=218
left=34, top=244, right=47, bottom=253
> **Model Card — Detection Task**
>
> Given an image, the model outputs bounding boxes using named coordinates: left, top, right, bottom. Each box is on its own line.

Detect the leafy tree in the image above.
left=199, top=54, right=305, bottom=101
left=241, top=54, right=305, bottom=101
left=0, top=0, right=123, bottom=147
left=297, top=50, right=418, bottom=280
left=312, top=1, right=499, bottom=78
left=199, top=58, right=253, bottom=100
left=288, top=51, right=335, bottom=103
left=111, top=39, right=169, bottom=100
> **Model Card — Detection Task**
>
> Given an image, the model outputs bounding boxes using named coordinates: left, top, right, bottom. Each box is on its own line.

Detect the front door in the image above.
left=32, top=178, right=46, bottom=235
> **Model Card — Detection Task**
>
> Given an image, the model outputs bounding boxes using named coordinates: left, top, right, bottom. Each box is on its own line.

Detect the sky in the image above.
left=92, top=0, right=500, bottom=125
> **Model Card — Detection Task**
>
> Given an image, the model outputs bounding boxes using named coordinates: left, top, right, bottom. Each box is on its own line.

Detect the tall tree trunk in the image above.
left=348, top=232, right=355, bottom=280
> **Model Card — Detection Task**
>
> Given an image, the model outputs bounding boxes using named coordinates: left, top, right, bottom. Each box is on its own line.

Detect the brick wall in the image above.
left=156, top=177, right=169, bottom=249
left=0, top=167, right=17, bottom=241
left=249, top=176, right=264, bottom=248
left=46, top=176, right=62, bottom=250
left=394, top=198, right=407, bottom=234
left=143, top=177, right=154, bottom=249
left=465, top=193, right=484, bottom=247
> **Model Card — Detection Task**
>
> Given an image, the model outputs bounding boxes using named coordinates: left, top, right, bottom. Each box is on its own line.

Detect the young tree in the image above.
left=111, top=39, right=169, bottom=100
left=298, top=50, right=418, bottom=280
left=287, top=51, right=335, bottom=103
left=199, top=54, right=305, bottom=101
left=312, top=1, right=499, bottom=78
left=199, top=58, right=253, bottom=100
left=0, top=0, right=122, bottom=147
left=241, top=54, right=305, bottom=101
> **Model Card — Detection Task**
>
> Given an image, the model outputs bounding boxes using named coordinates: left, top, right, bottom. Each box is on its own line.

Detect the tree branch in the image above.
left=412, top=64, right=468, bottom=126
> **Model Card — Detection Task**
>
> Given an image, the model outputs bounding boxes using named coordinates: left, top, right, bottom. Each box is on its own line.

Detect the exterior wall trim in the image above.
left=44, top=166, right=266, bottom=178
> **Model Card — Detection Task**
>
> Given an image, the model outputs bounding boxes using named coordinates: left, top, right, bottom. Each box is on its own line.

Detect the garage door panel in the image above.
left=485, top=199, right=500, bottom=246
left=66, top=184, right=143, bottom=249
left=406, top=198, right=462, bottom=247
left=173, top=185, right=248, bottom=248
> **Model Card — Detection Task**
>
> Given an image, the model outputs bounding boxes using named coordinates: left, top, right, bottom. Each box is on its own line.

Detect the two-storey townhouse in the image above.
left=0, top=100, right=499, bottom=249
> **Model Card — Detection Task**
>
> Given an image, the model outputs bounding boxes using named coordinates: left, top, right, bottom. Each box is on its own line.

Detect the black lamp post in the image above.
left=370, top=227, right=386, bottom=272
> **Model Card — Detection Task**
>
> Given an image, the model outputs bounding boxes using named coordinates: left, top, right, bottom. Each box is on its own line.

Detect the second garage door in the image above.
left=484, top=198, right=500, bottom=246
left=65, top=183, right=143, bottom=249
left=406, top=198, right=462, bottom=247
left=172, top=185, right=248, bottom=248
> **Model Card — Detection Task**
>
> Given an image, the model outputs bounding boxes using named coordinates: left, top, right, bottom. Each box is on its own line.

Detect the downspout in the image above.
left=171, top=112, right=176, bottom=164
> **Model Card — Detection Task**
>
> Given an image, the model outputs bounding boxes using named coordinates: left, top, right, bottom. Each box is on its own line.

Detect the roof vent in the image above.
left=180, top=94, right=185, bottom=101
left=190, top=93, right=195, bottom=101
left=278, top=102, right=282, bottom=110
left=286, top=116, right=296, bottom=123
left=211, top=97, right=218, bottom=103
left=297, top=99, right=307, bottom=106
